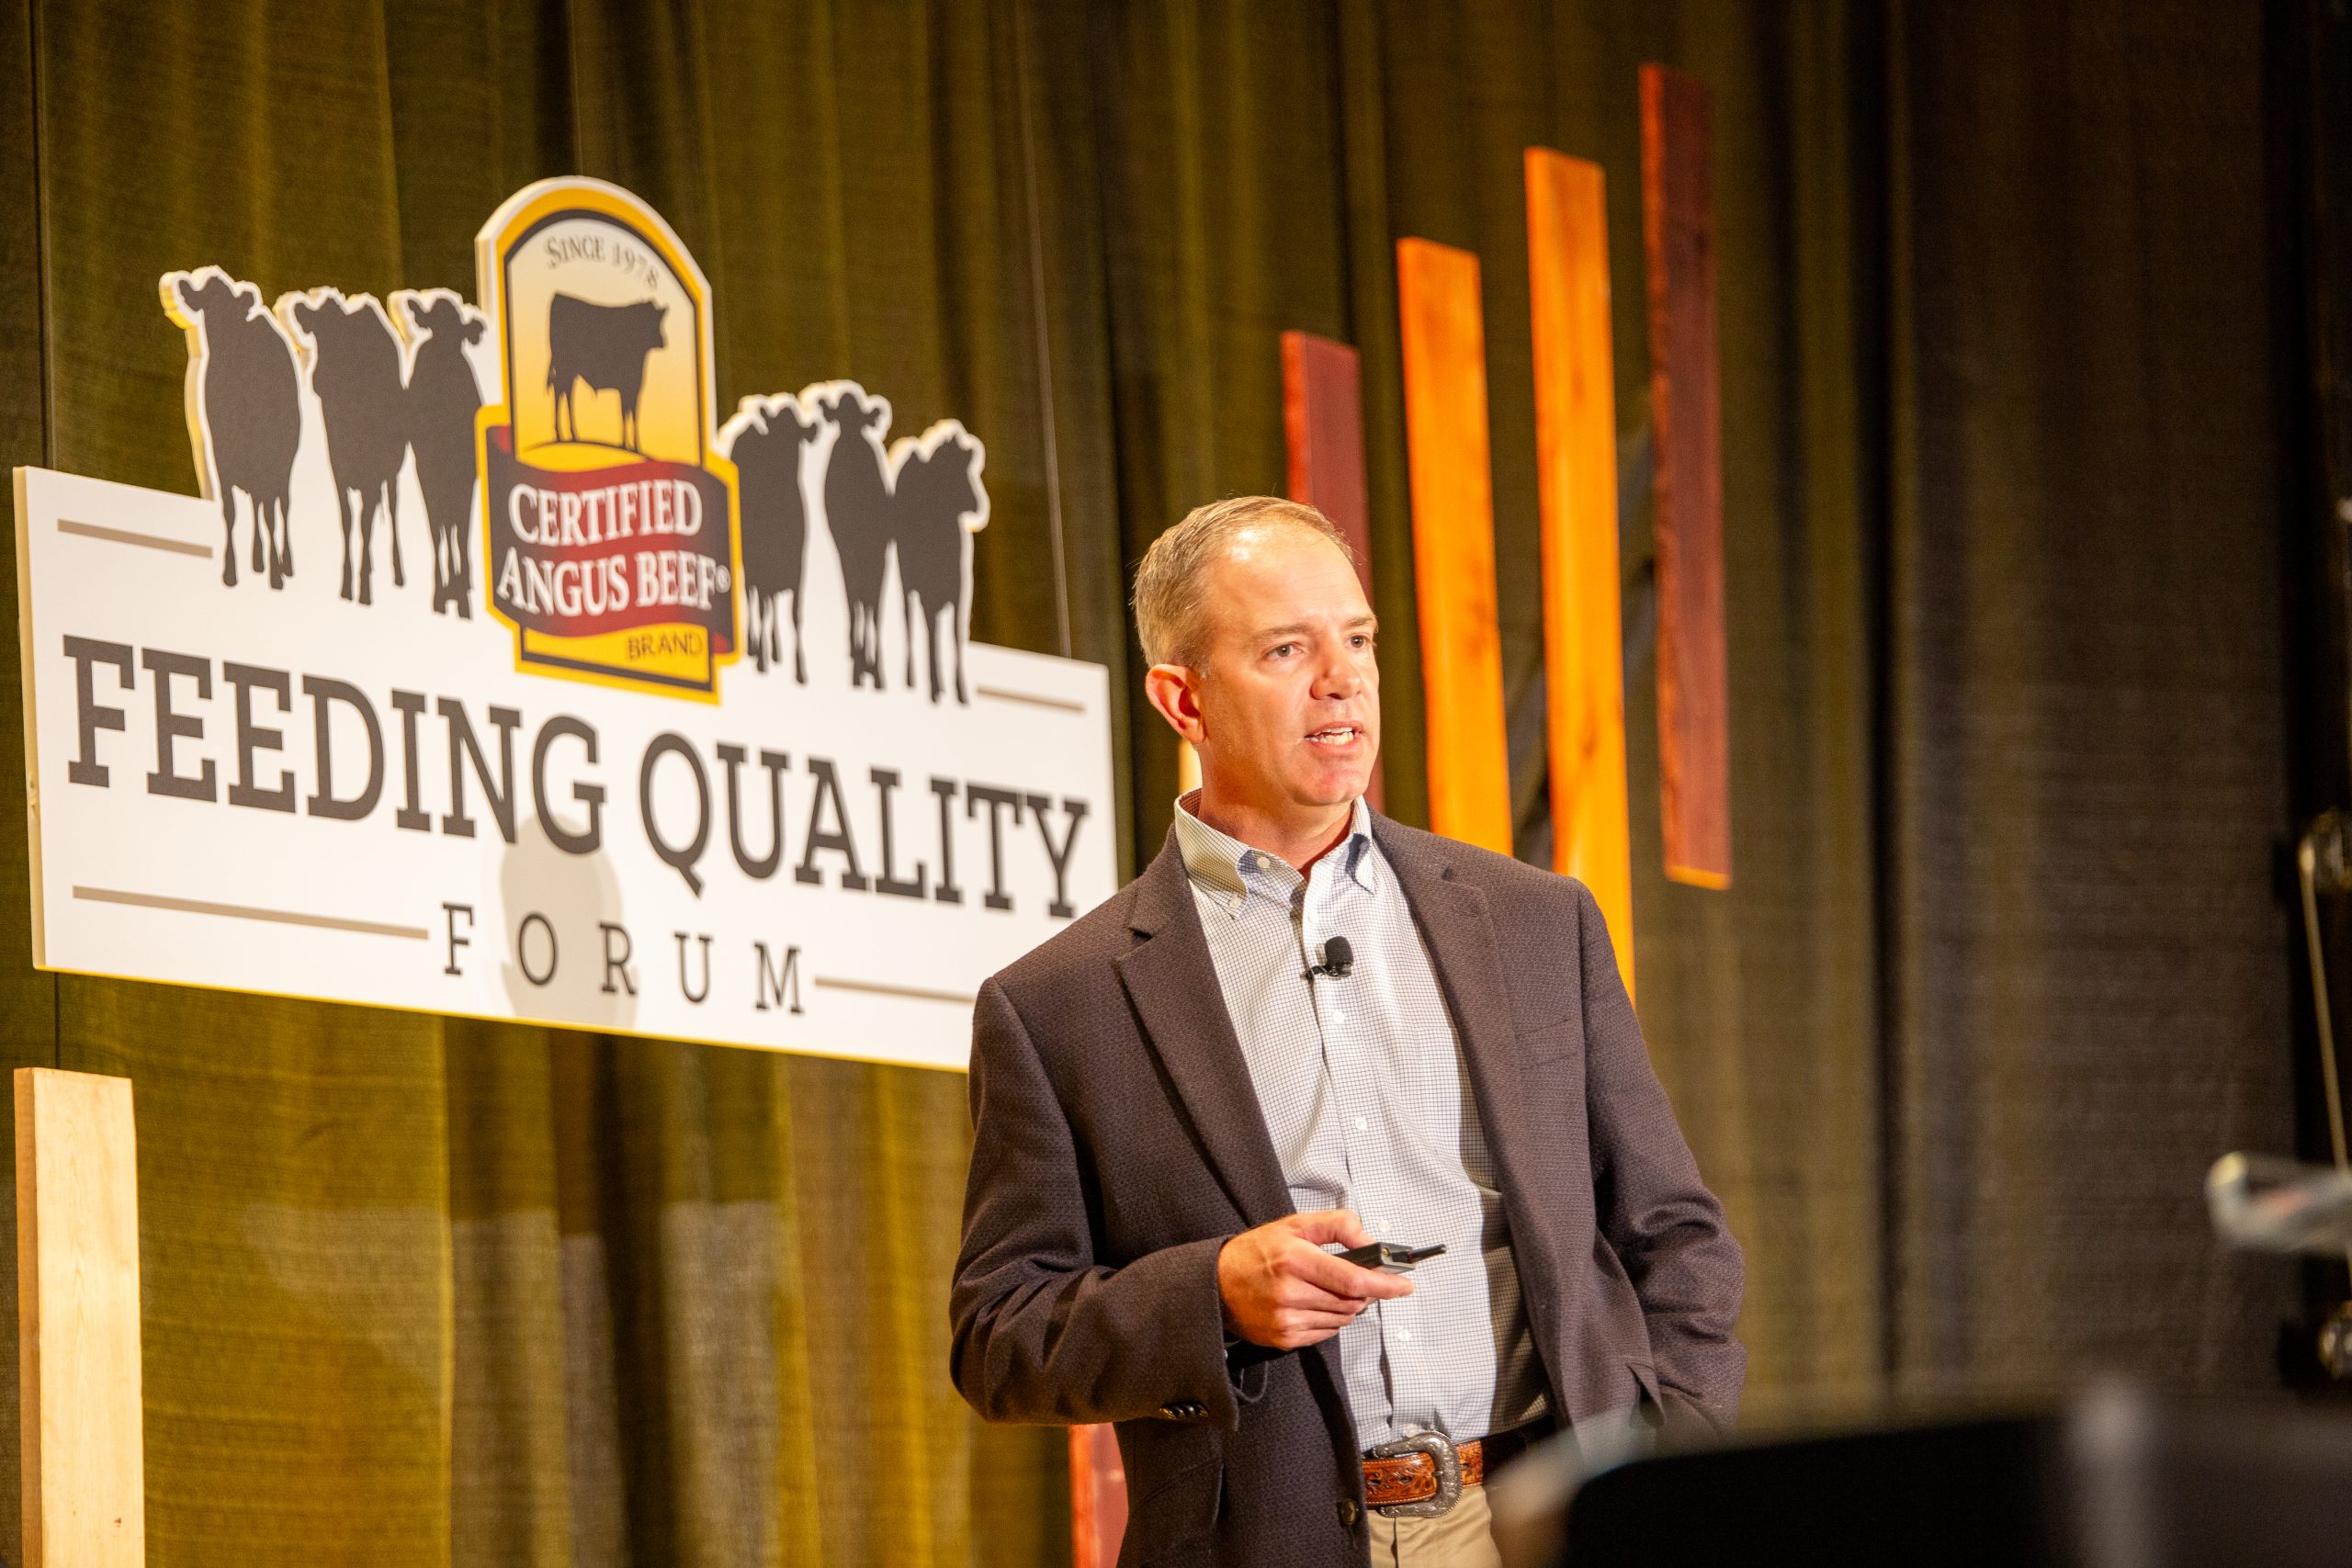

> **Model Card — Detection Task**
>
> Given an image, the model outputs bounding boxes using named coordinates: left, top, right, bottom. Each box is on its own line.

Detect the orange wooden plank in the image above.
left=1281, top=330, right=1385, bottom=812
left=1641, top=64, right=1733, bottom=888
left=1396, top=240, right=1513, bottom=855
left=1525, top=148, right=1636, bottom=998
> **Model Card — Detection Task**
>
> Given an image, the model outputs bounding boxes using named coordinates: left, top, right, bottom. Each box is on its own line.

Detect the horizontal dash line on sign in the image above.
left=58, top=519, right=213, bottom=558
left=812, top=976, right=977, bottom=1007
left=72, top=886, right=429, bottom=940
left=975, top=684, right=1085, bottom=713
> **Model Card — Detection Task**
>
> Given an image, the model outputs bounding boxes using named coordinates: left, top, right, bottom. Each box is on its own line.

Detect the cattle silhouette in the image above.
left=819, top=387, right=897, bottom=689
left=162, top=268, right=302, bottom=589
left=721, top=396, right=820, bottom=682
left=548, top=294, right=665, bottom=451
left=282, top=290, right=408, bottom=605
left=889, top=423, right=989, bottom=705
left=395, top=289, right=490, bottom=617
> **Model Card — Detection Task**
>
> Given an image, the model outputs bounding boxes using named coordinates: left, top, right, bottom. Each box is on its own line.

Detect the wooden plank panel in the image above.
left=1525, top=148, right=1637, bottom=996
left=1396, top=239, right=1513, bottom=854
left=1281, top=330, right=1385, bottom=811
left=1068, top=1422, right=1126, bottom=1568
left=17, top=1068, right=142, bottom=1568
left=1641, top=64, right=1733, bottom=887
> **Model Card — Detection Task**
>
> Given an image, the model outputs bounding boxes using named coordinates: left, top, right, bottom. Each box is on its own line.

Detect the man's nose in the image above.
left=1312, top=650, right=1363, bottom=700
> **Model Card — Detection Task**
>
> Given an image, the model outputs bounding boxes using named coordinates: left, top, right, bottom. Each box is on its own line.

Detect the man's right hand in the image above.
left=1216, top=1209, right=1415, bottom=1350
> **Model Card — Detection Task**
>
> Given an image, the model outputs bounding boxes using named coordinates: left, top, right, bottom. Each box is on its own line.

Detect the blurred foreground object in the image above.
left=2213, top=808, right=2352, bottom=1375
left=2292, top=814, right=2352, bottom=1214
left=1494, top=1385, right=2352, bottom=1568
left=2206, top=1151, right=2352, bottom=1257
left=2207, top=1151, right=2352, bottom=1376
left=2203, top=809, right=2352, bottom=1376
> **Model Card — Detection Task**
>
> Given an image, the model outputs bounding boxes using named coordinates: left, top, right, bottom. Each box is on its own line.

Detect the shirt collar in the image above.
left=1170, top=792, right=1378, bottom=914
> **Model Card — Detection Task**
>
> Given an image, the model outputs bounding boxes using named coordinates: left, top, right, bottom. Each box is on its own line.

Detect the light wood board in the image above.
left=17, top=1066, right=143, bottom=1568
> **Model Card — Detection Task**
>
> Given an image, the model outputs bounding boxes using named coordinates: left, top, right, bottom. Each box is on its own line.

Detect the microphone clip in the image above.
left=1306, top=937, right=1355, bottom=981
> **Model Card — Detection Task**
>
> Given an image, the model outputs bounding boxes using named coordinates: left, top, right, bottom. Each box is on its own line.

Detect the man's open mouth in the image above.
left=1306, top=726, right=1361, bottom=747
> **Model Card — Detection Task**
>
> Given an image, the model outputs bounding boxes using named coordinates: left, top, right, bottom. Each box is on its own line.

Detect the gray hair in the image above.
left=1131, top=496, right=1355, bottom=668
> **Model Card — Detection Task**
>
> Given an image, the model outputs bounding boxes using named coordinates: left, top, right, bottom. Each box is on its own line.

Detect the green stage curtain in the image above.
left=0, top=1, right=2300, bottom=1564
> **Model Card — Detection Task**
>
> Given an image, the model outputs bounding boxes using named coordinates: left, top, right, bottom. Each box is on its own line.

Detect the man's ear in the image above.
left=1143, top=663, right=1206, bottom=748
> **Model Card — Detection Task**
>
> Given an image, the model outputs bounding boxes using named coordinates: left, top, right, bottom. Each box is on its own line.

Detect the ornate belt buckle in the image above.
left=1368, top=1429, right=1461, bottom=1518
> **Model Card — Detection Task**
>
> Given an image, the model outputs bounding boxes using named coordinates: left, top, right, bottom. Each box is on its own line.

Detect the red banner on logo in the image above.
left=483, top=426, right=735, bottom=653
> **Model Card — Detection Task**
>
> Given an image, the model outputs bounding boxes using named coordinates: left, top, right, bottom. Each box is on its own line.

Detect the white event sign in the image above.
left=12, top=178, right=1114, bottom=1071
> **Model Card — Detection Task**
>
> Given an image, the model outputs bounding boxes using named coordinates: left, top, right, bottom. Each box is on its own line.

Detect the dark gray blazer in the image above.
left=950, top=813, right=1744, bottom=1567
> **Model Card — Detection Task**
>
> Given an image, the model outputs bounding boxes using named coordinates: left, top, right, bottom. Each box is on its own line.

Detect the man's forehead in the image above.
left=1204, top=533, right=1369, bottom=635
left=1207, top=526, right=1359, bottom=592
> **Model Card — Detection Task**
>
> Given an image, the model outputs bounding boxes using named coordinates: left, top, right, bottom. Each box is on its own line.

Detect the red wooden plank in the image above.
left=1282, top=330, right=1384, bottom=811
left=1641, top=63, right=1732, bottom=888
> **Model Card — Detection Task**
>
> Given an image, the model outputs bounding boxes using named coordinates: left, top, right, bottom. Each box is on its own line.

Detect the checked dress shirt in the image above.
left=1171, top=790, right=1552, bottom=1453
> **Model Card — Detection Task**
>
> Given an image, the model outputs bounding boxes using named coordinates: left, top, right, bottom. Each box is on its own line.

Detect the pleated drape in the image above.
left=0, top=1, right=2302, bottom=1564
left=4, top=1, right=1095, bottom=1562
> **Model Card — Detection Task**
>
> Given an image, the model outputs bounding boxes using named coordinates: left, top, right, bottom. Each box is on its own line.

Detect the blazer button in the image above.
left=1339, top=1498, right=1360, bottom=1528
left=1159, top=1403, right=1180, bottom=1418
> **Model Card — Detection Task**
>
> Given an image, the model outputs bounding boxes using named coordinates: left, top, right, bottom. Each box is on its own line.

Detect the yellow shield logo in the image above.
left=473, top=178, right=742, bottom=699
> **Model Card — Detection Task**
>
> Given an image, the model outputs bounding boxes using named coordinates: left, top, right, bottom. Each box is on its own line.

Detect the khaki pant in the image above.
left=1364, top=1483, right=1503, bottom=1568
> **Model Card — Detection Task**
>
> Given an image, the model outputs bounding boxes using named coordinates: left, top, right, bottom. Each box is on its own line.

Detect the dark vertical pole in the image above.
left=2273, top=0, right=2352, bottom=1382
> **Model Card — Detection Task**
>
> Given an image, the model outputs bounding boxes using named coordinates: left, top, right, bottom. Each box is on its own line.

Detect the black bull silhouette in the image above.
left=724, top=397, right=820, bottom=682
left=890, top=427, right=988, bottom=705
left=286, top=291, right=408, bottom=604
left=281, top=286, right=488, bottom=616
left=547, top=293, right=666, bottom=452
left=722, top=385, right=990, bottom=703
left=165, top=281, right=992, bottom=681
left=164, top=269, right=301, bottom=590
left=401, top=291, right=488, bottom=616
left=164, top=270, right=492, bottom=611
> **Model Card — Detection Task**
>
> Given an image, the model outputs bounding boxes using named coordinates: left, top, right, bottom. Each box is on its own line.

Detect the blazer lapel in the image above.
left=1116, top=835, right=1295, bottom=1231
left=1369, top=818, right=1542, bottom=1198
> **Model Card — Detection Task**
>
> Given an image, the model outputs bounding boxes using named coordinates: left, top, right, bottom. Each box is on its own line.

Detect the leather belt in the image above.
left=1360, top=1423, right=1544, bottom=1517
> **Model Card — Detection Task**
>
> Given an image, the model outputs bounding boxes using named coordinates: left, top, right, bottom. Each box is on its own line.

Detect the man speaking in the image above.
left=951, top=497, right=1743, bottom=1565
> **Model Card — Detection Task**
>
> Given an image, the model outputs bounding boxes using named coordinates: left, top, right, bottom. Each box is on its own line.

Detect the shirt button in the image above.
left=1398, top=1329, right=1414, bottom=1342
left=1351, top=1116, right=1367, bottom=1132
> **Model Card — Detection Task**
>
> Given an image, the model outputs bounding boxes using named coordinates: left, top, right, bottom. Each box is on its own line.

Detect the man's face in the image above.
left=1184, top=527, right=1380, bottom=816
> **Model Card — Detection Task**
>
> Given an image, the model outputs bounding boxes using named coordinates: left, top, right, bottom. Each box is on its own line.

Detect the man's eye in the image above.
left=1269, top=644, right=1295, bottom=659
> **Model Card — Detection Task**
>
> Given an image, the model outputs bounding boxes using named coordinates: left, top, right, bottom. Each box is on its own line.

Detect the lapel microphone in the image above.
left=1307, top=936, right=1355, bottom=980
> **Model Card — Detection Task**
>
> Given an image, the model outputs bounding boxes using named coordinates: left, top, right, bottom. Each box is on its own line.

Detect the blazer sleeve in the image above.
left=1576, top=881, right=1748, bottom=1434
left=949, top=975, right=1246, bottom=1429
